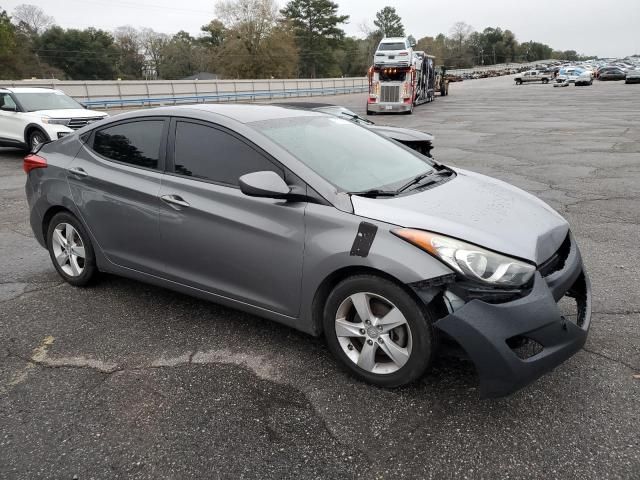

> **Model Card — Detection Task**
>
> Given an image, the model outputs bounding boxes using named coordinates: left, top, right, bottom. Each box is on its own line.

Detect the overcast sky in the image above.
left=1, top=0, right=638, bottom=58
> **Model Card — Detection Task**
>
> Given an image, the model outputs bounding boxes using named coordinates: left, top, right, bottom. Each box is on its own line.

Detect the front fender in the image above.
left=299, top=204, right=453, bottom=333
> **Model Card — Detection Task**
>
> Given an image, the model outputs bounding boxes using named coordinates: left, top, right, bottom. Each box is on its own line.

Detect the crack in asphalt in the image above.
left=4, top=348, right=376, bottom=468
left=0, top=281, right=66, bottom=304
left=582, top=347, right=639, bottom=373
left=593, top=309, right=640, bottom=316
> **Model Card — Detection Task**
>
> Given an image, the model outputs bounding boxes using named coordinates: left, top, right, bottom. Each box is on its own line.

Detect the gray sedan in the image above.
left=24, top=104, right=591, bottom=397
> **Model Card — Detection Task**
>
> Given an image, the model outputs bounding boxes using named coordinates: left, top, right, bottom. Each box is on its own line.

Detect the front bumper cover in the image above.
left=367, top=102, right=412, bottom=113
left=433, top=235, right=591, bottom=397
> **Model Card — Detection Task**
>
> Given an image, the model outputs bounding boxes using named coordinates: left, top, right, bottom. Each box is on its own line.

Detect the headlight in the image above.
left=42, top=117, right=71, bottom=126
left=393, top=229, right=536, bottom=287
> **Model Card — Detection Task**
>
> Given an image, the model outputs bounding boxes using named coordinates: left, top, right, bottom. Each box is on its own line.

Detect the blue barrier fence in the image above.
left=0, top=78, right=370, bottom=110
left=83, top=85, right=368, bottom=109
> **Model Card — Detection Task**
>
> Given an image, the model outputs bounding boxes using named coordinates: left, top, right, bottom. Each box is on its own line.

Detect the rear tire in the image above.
left=515, top=79, right=522, bottom=85
left=323, top=275, right=436, bottom=388
left=47, top=212, right=98, bottom=287
left=542, top=78, right=549, bottom=84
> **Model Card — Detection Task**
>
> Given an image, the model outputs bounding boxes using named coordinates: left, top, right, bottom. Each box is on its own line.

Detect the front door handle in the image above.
left=69, top=167, right=88, bottom=178
left=161, top=194, right=190, bottom=209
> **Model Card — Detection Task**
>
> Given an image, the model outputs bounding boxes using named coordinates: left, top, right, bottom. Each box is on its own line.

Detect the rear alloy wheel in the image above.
left=47, top=212, right=98, bottom=286
left=28, top=130, right=48, bottom=152
left=323, top=275, right=435, bottom=387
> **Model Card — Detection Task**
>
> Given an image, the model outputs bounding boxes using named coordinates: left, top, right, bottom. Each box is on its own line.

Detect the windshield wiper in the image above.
left=340, top=111, right=374, bottom=125
left=348, top=189, right=398, bottom=198
left=396, top=170, right=453, bottom=193
left=396, top=171, right=434, bottom=193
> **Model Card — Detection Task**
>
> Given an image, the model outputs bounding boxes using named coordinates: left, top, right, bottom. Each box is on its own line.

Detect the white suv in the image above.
left=374, top=37, right=414, bottom=67
left=0, top=87, right=107, bottom=151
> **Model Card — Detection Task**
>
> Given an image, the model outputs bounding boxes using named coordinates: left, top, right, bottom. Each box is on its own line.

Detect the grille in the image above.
left=380, top=85, right=400, bottom=103
left=67, top=117, right=102, bottom=130
left=538, top=233, right=572, bottom=277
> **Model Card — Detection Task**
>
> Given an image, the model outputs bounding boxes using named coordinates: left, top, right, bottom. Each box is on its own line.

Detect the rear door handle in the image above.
left=69, top=167, right=88, bottom=177
left=161, top=194, right=190, bottom=209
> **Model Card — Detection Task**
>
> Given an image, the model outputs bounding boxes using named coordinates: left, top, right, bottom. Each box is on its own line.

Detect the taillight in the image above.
left=399, top=52, right=409, bottom=56
left=23, top=154, right=47, bottom=174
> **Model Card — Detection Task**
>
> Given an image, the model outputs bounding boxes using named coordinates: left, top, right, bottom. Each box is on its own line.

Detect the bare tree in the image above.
left=140, top=28, right=170, bottom=79
left=449, top=21, right=473, bottom=48
left=12, top=4, right=55, bottom=34
left=216, top=0, right=279, bottom=49
left=114, top=26, right=145, bottom=79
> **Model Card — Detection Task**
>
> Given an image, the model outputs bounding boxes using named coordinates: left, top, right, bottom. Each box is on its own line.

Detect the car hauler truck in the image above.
left=367, top=51, right=437, bottom=115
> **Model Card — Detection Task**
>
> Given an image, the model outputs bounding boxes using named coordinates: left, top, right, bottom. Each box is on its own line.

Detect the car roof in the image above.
left=120, top=103, right=323, bottom=124
left=272, top=102, right=337, bottom=110
left=380, top=37, right=406, bottom=42
left=0, top=87, right=61, bottom=93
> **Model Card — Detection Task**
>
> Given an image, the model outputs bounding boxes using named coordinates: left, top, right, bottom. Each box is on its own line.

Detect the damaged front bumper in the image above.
left=420, top=234, right=591, bottom=397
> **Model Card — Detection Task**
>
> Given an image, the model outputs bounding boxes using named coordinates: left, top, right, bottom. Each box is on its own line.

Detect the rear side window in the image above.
left=173, top=121, right=282, bottom=186
left=92, top=120, right=164, bottom=169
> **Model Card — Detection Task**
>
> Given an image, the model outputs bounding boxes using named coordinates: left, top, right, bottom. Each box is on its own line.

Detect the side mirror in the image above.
left=239, top=171, right=291, bottom=199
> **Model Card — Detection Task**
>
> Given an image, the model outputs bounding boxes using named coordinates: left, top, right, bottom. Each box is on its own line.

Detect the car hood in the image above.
left=367, top=124, right=434, bottom=142
left=29, top=109, right=106, bottom=119
left=351, top=168, right=569, bottom=264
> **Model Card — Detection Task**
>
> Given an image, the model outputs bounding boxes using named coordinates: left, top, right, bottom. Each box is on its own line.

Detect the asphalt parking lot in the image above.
left=1, top=75, right=639, bottom=479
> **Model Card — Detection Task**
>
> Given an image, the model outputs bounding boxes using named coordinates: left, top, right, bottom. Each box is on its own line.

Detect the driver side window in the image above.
left=172, top=121, right=283, bottom=186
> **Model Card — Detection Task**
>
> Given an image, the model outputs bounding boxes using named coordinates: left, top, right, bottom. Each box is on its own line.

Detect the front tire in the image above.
left=323, top=275, right=436, bottom=387
left=28, top=129, right=48, bottom=152
left=47, top=212, right=98, bottom=287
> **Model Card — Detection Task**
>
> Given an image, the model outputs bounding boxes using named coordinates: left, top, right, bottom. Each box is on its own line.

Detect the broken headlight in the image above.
left=393, top=229, right=536, bottom=287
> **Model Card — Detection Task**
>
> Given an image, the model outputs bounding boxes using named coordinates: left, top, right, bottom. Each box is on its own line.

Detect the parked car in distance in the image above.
left=598, top=67, right=626, bottom=81
left=625, top=69, right=640, bottom=84
left=24, top=104, right=592, bottom=398
left=0, top=87, right=107, bottom=151
left=275, top=102, right=434, bottom=157
left=514, top=70, right=551, bottom=85
left=374, top=37, right=414, bottom=67
left=557, top=68, right=593, bottom=86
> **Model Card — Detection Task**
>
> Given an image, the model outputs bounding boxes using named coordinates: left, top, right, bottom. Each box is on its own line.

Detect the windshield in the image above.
left=378, top=42, right=406, bottom=51
left=13, top=91, right=83, bottom=112
left=251, top=115, right=433, bottom=193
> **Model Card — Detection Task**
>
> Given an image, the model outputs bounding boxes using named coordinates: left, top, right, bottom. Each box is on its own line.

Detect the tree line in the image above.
left=0, top=1, right=592, bottom=81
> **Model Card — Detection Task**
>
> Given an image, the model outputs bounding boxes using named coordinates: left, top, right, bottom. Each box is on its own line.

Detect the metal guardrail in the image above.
left=0, top=78, right=369, bottom=110
left=82, top=85, right=368, bottom=109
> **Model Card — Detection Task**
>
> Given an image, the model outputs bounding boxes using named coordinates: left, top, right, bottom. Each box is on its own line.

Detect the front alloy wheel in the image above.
left=323, top=275, right=435, bottom=387
left=29, top=130, right=47, bottom=152
left=335, top=292, right=412, bottom=374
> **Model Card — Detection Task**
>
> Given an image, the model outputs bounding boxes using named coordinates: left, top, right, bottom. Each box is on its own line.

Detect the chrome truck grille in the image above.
left=380, top=85, right=400, bottom=103
left=68, top=117, right=102, bottom=130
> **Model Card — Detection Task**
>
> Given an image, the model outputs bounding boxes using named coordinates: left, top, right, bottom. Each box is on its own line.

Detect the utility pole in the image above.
left=492, top=46, right=496, bottom=65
